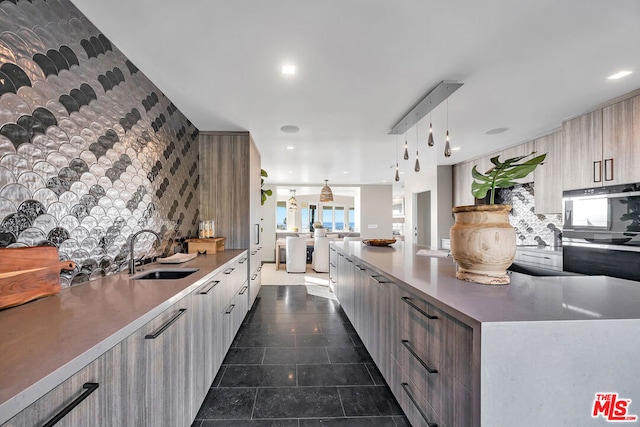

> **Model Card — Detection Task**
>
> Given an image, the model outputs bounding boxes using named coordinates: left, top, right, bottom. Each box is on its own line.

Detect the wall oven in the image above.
left=562, top=182, right=640, bottom=281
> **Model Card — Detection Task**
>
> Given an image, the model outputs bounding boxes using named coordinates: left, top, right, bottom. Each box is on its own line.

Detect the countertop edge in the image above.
left=0, top=250, right=246, bottom=424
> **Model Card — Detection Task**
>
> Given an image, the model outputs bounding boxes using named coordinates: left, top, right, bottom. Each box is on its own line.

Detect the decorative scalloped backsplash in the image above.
left=0, top=0, right=200, bottom=287
left=496, top=183, right=563, bottom=246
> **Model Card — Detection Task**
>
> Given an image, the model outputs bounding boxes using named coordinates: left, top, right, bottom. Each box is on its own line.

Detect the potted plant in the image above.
left=261, top=169, right=272, bottom=206
left=450, top=151, right=546, bottom=284
left=313, top=221, right=326, bottom=237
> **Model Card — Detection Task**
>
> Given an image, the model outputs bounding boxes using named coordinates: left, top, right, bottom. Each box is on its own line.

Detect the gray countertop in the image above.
left=335, top=241, right=640, bottom=325
left=0, top=250, right=245, bottom=424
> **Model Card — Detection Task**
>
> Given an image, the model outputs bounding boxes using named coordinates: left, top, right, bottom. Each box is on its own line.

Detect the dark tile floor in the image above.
left=192, top=285, right=409, bottom=427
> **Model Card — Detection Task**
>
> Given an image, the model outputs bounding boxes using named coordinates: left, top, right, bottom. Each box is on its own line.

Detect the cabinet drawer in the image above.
left=398, top=289, right=473, bottom=390
left=389, top=359, right=443, bottom=427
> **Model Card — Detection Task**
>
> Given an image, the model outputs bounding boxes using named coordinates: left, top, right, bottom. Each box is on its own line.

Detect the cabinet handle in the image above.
left=145, top=309, right=187, bottom=339
left=257, top=266, right=262, bottom=272
left=593, top=160, right=602, bottom=183
left=225, top=304, right=235, bottom=314
left=338, top=253, right=344, bottom=258
left=239, top=285, right=248, bottom=295
left=255, top=223, right=260, bottom=244
left=401, top=340, right=438, bottom=373
left=330, top=247, right=336, bottom=252
left=42, top=382, right=99, bottom=427
left=370, top=275, right=388, bottom=283
left=251, top=250, right=257, bottom=255
left=251, top=273, right=258, bottom=280
left=239, top=257, right=247, bottom=264
left=401, top=297, right=438, bottom=319
left=329, top=262, right=336, bottom=268
left=346, top=258, right=353, bottom=263
left=224, top=268, right=234, bottom=275
left=604, top=158, right=614, bottom=181
left=355, top=264, right=366, bottom=271
left=401, top=383, right=438, bottom=427
left=521, top=253, right=550, bottom=260
left=198, top=280, right=220, bottom=294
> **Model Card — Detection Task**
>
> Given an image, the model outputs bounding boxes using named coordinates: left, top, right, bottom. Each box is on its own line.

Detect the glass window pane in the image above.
left=322, top=206, right=333, bottom=231
left=349, top=207, right=355, bottom=231
left=334, top=207, right=344, bottom=230
left=276, top=201, right=287, bottom=230
left=301, top=202, right=309, bottom=231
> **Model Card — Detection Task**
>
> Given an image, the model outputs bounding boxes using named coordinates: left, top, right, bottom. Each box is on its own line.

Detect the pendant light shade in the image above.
left=414, top=151, right=420, bottom=172
left=444, top=130, right=452, bottom=158
left=403, top=136, right=409, bottom=160
left=319, top=180, right=334, bottom=202
left=288, top=189, right=298, bottom=211
left=428, top=122, right=435, bottom=147
left=395, top=163, right=400, bottom=182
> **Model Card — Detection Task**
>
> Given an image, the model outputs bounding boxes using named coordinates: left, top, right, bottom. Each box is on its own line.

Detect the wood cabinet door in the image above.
left=534, top=131, right=563, bottom=213
left=453, top=161, right=475, bottom=207
left=561, top=110, right=603, bottom=190
left=499, top=140, right=536, bottom=184
left=191, top=274, right=225, bottom=411
left=5, top=344, right=123, bottom=427
left=603, top=97, right=640, bottom=185
left=123, top=295, right=192, bottom=427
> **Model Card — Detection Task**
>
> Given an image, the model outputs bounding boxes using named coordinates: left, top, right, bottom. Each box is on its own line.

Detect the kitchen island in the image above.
left=331, top=241, right=640, bottom=427
left=0, top=250, right=249, bottom=426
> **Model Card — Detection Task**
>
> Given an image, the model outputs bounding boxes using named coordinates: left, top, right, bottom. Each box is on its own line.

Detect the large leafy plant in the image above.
left=471, top=152, right=546, bottom=204
left=261, top=168, right=272, bottom=205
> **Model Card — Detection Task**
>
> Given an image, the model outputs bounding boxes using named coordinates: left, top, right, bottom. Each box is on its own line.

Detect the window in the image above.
left=301, top=202, right=309, bottom=231
left=276, top=201, right=287, bottom=230
left=334, top=207, right=344, bottom=230
left=322, top=206, right=333, bottom=231
left=349, top=207, right=355, bottom=231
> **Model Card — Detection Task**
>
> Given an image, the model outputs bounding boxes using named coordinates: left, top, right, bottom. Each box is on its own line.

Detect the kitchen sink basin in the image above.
left=130, top=268, right=199, bottom=280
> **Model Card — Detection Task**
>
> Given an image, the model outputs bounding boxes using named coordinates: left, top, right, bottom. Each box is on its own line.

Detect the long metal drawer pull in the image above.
left=225, top=304, right=235, bottom=314
left=355, top=264, right=366, bottom=271
left=604, top=158, right=614, bottom=181
left=145, top=309, right=187, bottom=339
left=239, top=257, right=247, bottom=264
left=223, top=267, right=234, bottom=275
left=401, top=340, right=438, bottom=373
left=370, top=275, right=387, bottom=283
left=251, top=273, right=258, bottom=280
left=593, top=160, right=602, bottom=183
left=199, top=280, right=220, bottom=294
left=401, top=383, right=438, bottom=427
left=239, top=286, right=248, bottom=295
left=346, top=258, right=353, bottom=263
left=401, top=297, right=438, bottom=319
left=42, top=382, right=100, bottom=427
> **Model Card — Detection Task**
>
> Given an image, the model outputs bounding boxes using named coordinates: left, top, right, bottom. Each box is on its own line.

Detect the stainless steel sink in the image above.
left=130, top=268, right=199, bottom=280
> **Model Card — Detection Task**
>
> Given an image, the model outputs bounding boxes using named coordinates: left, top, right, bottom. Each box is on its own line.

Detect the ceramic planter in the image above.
left=450, top=204, right=515, bottom=285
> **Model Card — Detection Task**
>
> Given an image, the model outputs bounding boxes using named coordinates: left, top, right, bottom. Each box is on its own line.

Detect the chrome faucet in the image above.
left=129, top=229, right=162, bottom=274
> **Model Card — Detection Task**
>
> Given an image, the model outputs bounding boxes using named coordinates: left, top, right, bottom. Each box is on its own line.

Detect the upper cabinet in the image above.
left=533, top=131, right=562, bottom=213
left=602, top=96, right=640, bottom=185
left=561, top=110, right=603, bottom=190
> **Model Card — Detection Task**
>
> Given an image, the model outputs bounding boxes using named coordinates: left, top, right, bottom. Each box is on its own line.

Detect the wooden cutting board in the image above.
left=0, top=247, right=76, bottom=310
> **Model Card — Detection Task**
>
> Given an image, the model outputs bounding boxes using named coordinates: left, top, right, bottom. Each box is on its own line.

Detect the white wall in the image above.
left=404, top=166, right=453, bottom=248
left=260, top=184, right=277, bottom=262
left=359, top=185, right=393, bottom=239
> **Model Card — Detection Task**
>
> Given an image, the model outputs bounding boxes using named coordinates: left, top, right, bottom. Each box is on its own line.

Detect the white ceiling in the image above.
left=71, top=0, right=640, bottom=188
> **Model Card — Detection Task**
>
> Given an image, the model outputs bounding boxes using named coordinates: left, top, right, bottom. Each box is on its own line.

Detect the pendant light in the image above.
left=319, top=179, right=334, bottom=202
left=288, top=189, right=298, bottom=211
left=403, top=128, right=409, bottom=160
left=444, top=98, right=452, bottom=158
left=414, top=122, right=421, bottom=172
left=427, top=100, right=435, bottom=147
left=394, top=134, right=400, bottom=182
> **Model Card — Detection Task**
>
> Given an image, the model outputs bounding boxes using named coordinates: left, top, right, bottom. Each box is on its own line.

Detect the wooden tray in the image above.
left=362, top=239, right=397, bottom=247
left=0, top=247, right=76, bottom=310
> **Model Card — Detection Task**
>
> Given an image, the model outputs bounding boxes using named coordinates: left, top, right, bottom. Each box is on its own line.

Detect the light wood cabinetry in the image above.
left=602, top=96, right=640, bottom=185
left=561, top=110, right=603, bottom=190
left=124, top=295, right=193, bottom=427
left=531, top=131, right=563, bottom=213
left=5, top=344, right=123, bottom=427
left=199, top=131, right=262, bottom=299
left=332, top=244, right=474, bottom=427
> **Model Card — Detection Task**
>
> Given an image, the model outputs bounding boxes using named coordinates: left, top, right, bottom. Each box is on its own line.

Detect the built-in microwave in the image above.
left=562, top=182, right=640, bottom=280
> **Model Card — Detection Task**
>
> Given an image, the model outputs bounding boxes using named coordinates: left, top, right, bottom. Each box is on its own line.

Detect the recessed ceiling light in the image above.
left=288, top=171, right=293, bottom=174
left=452, top=147, right=461, bottom=151
left=399, top=171, right=405, bottom=175
left=280, top=125, right=299, bottom=133
left=286, top=146, right=294, bottom=150
left=343, top=171, right=348, bottom=174
left=281, top=64, right=296, bottom=75
left=382, top=180, right=387, bottom=183
left=485, top=127, right=509, bottom=135
left=607, top=70, right=633, bottom=80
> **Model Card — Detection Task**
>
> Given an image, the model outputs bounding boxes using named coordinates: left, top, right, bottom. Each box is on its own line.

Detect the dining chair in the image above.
left=285, top=236, right=307, bottom=273
left=312, top=237, right=329, bottom=272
